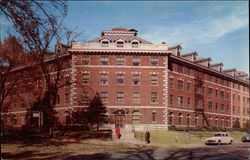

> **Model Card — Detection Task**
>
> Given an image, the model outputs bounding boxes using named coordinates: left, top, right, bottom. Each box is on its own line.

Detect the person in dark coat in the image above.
left=145, top=131, right=151, bottom=144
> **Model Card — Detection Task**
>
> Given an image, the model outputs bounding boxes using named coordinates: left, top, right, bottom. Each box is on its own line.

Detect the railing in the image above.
left=134, top=131, right=145, bottom=142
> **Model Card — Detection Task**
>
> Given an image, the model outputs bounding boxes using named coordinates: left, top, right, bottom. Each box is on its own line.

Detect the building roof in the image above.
left=235, top=71, right=247, bottom=76
left=210, top=63, right=223, bottom=67
left=181, top=52, right=198, bottom=57
left=223, top=68, right=236, bottom=72
left=168, top=44, right=182, bottom=50
left=194, top=57, right=211, bottom=63
left=88, top=28, right=152, bottom=44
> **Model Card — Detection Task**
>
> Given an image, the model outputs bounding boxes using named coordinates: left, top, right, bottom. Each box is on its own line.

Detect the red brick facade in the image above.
left=1, top=28, right=249, bottom=130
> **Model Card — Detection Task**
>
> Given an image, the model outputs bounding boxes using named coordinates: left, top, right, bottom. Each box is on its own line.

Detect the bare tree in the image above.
left=0, top=0, right=82, bottom=136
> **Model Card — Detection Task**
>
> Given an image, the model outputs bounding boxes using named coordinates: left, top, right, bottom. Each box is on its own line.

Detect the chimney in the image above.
left=168, top=45, right=182, bottom=57
left=223, top=68, right=236, bottom=76
left=194, top=57, right=211, bottom=67
left=181, top=52, right=198, bottom=62
left=210, top=63, right=223, bottom=72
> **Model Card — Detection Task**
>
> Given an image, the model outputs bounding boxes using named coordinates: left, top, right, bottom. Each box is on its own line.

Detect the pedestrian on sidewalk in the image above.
left=116, top=127, right=121, bottom=139
left=145, top=130, right=151, bottom=144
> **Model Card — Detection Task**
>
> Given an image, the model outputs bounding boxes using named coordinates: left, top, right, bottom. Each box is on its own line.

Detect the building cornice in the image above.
left=169, top=55, right=249, bottom=86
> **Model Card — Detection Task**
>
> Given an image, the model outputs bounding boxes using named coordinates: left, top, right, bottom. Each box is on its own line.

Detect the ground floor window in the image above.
left=152, top=111, right=156, bottom=122
left=132, top=111, right=141, bottom=124
left=187, top=114, right=191, bottom=126
left=178, top=113, right=182, bottom=125
left=168, top=112, right=173, bottom=125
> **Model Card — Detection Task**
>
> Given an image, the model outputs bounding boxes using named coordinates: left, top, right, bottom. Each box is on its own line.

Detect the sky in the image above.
left=1, top=1, right=249, bottom=74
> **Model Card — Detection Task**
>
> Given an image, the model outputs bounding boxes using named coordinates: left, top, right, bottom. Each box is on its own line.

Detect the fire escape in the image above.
left=194, top=70, right=210, bottom=127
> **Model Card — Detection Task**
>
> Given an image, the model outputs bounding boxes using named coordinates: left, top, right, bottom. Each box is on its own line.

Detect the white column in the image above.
left=163, top=56, right=169, bottom=130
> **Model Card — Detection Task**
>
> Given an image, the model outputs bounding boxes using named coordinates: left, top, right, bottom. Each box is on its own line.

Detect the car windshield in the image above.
left=214, top=134, right=222, bottom=137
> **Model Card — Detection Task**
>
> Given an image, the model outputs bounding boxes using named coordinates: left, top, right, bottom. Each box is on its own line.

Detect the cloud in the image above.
left=140, top=4, right=248, bottom=50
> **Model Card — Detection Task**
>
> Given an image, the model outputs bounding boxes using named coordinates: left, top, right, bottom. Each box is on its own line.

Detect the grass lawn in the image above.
left=1, top=138, right=157, bottom=160
left=136, top=130, right=247, bottom=146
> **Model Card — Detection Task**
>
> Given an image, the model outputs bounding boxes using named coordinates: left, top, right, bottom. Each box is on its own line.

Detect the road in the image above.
left=56, top=143, right=250, bottom=160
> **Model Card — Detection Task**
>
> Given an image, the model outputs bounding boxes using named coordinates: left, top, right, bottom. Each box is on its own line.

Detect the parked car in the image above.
left=241, top=134, right=250, bottom=142
left=205, top=133, right=233, bottom=145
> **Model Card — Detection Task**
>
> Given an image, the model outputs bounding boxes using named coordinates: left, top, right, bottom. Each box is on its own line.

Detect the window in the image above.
left=177, top=96, right=183, bottom=106
left=169, top=95, right=174, bottom=105
left=117, top=92, right=124, bottom=103
left=233, top=106, right=235, bottom=113
left=65, top=93, right=70, bottom=104
left=116, top=55, right=125, bottom=65
left=82, top=55, right=90, bottom=65
left=56, top=95, right=60, bottom=104
left=221, top=104, right=225, bottom=112
left=226, top=105, right=229, bottom=112
left=82, top=91, right=89, bottom=104
left=132, top=111, right=140, bottom=124
left=132, top=74, right=140, bottom=85
left=208, top=102, right=213, bottom=110
left=101, top=92, right=108, bottom=103
left=83, top=73, right=89, bottom=84
left=215, top=103, right=218, bottom=111
left=195, top=115, right=198, bottom=126
left=187, top=114, right=191, bottom=126
left=151, top=56, right=159, bottom=66
left=208, top=88, right=213, bottom=97
left=101, top=41, right=109, bottom=47
left=187, top=98, right=191, bottom=107
left=233, top=94, right=235, bottom=101
left=220, top=91, right=224, bottom=99
left=117, top=41, right=124, bottom=48
left=132, top=41, right=139, bottom=48
left=168, top=112, right=174, bottom=125
left=100, top=55, right=108, bottom=65
left=226, top=93, right=230, bottom=100
left=170, top=78, right=174, bottom=89
left=132, top=56, right=140, bottom=66
left=187, top=82, right=191, bottom=92
left=151, top=74, right=158, bottom=86
left=117, top=74, right=124, bottom=85
left=132, top=92, right=140, bottom=103
left=177, top=80, right=184, bottom=90
left=152, top=112, right=156, bottom=122
left=215, top=89, right=218, bottom=98
left=178, top=65, right=183, bottom=73
left=238, top=95, right=240, bottom=102
left=178, top=113, right=183, bottom=125
left=64, top=76, right=70, bottom=87
left=100, top=73, right=108, bottom=85
left=151, top=92, right=158, bottom=103
left=20, top=102, right=25, bottom=108
left=186, top=68, right=191, bottom=76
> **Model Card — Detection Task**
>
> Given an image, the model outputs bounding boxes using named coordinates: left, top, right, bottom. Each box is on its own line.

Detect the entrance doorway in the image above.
left=115, top=110, right=125, bottom=128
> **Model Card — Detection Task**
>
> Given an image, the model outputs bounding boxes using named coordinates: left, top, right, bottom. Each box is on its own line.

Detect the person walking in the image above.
left=145, top=131, right=151, bottom=144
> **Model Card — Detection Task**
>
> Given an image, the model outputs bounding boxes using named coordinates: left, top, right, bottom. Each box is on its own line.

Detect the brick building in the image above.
left=1, top=28, right=249, bottom=131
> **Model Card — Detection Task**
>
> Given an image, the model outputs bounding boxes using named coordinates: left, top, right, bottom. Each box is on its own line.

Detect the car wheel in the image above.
left=217, top=140, right=221, bottom=145
left=229, top=140, right=233, bottom=144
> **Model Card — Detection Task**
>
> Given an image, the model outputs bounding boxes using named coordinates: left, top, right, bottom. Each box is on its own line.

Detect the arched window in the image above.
left=100, top=39, right=110, bottom=47
left=215, top=117, right=219, bottom=127
left=152, top=111, right=156, bottom=122
left=178, top=113, right=183, bottom=125
left=221, top=117, right=225, bottom=128
left=226, top=118, right=230, bottom=127
left=168, top=112, right=174, bottom=125
left=64, top=111, right=71, bottom=125
left=195, top=115, right=198, bottom=126
left=132, top=110, right=141, bottom=124
left=187, top=114, right=191, bottom=126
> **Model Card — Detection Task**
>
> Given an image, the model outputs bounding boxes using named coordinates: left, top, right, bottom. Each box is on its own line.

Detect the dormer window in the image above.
left=132, top=41, right=139, bottom=48
left=116, top=41, right=124, bottom=48
left=101, top=41, right=109, bottom=47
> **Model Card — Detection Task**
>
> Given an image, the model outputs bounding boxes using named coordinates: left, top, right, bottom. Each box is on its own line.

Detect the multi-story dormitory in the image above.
left=1, top=28, right=249, bottom=131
